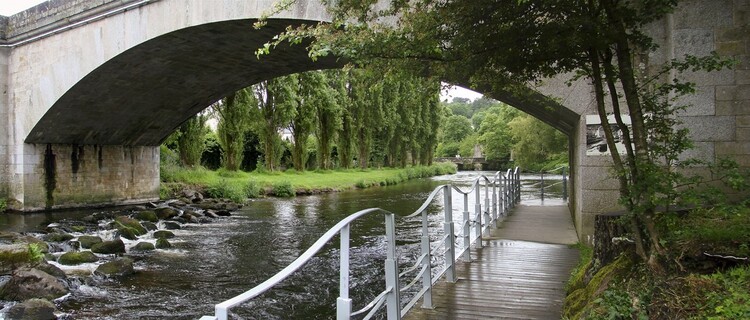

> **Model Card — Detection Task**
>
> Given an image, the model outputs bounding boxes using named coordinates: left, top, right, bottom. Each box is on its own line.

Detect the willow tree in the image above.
left=215, top=89, right=255, bottom=171
left=257, top=0, right=736, bottom=271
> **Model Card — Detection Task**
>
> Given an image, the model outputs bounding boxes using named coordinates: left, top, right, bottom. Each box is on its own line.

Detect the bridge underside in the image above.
left=26, top=19, right=340, bottom=146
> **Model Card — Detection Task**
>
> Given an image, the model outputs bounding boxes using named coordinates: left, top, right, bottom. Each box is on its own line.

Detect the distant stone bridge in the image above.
left=0, top=0, right=748, bottom=243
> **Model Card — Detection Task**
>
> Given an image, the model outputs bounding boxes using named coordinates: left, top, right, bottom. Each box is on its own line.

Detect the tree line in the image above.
left=164, top=67, right=443, bottom=172
left=436, top=97, right=568, bottom=171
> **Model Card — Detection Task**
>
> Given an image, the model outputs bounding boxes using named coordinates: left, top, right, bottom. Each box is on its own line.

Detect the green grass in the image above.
left=161, top=163, right=457, bottom=200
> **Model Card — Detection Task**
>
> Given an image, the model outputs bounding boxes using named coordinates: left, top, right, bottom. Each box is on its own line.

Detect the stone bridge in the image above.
left=0, top=0, right=748, bottom=243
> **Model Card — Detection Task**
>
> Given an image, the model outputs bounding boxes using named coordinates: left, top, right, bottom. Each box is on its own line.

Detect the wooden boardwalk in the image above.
left=404, top=205, right=580, bottom=320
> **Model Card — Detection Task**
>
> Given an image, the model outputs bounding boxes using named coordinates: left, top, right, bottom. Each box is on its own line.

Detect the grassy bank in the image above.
left=160, top=163, right=457, bottom=202
left=564, top=204, right=750, bottom=319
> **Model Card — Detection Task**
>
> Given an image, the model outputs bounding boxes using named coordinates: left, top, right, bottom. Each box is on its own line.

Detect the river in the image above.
left=0, top=171, right=565, bottom=319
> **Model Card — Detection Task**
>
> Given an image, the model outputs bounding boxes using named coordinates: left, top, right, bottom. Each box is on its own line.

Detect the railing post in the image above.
left=474, top=180, right=483, bottom=248
left=337, top=224, right=352, bottom=320
left=420, top=211, right=433, bottom=308
left=491, top=177, right=498, bottom=228
left=483, top=180, right=491, bottom=231
left=384, top=213, right=401, bottom=320
left=540, top=171, right=545, bottom=202
left=516, top=168, right=521, bottom=203
left=443, top=185, right=456, bottom=283
left=562, top=167, right=568, bottom=201
left=462, top=193, right=471, bottom=262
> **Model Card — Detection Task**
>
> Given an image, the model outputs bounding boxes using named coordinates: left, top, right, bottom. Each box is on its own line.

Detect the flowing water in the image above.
left=0, top=172, right=565, bottom=319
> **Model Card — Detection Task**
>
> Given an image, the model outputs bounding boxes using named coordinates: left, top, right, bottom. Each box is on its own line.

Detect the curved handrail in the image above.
left=404, top=184, right=449, bottom=219
left=201, top=167, right=524, bottom=320
left=211, top=207, right=392, bottom=319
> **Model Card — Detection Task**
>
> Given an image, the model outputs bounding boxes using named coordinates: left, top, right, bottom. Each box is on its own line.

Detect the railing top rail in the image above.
left=542, top=166, right=568, bottom=174
left=451, top=174, right=500, bottom=195
left=215, top=207, right=393, bottom=311
left=404, top=184, right=448, bottom=219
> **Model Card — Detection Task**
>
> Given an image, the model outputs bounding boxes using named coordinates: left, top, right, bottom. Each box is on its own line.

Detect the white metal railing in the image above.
left=199, top=167, right=522, bottom=320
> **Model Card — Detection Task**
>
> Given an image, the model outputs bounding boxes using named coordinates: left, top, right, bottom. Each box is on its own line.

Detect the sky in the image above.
left=0, top=1, right=484, bottom=101
left=0, top=0, right=46, bottom=16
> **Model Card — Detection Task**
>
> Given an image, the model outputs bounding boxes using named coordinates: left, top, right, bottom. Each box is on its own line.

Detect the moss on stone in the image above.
left=90, top=239, right=125, bottom=254
left=153, top=230, right=175, bottom=239
left=114, top=216, right=147, bottom=235
left=134, top=210, right=159, bottom=223
left=155, top=238, right=171, bottom=249
left=77, top=236, right=102, bottom=249
left=563, top=254, right=633, bottom=319
left=58, top=251, right=98, bottom=265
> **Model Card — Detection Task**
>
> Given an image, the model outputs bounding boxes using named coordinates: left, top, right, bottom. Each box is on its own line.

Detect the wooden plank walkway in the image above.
left=404, top=205, right=580, bottom=320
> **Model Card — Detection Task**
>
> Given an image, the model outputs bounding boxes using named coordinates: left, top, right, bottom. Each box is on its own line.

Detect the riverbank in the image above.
left=160, top=163, right=457, bottom=202
left=564, top=205, right=750, bottom=318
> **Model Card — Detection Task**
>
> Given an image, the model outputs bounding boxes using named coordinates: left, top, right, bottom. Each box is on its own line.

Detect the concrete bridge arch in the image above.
left=1, top=0, right=747, bottom=243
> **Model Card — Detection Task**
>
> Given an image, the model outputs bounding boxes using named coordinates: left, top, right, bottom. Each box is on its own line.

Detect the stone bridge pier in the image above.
left=0, top=0, right=748, bottom=243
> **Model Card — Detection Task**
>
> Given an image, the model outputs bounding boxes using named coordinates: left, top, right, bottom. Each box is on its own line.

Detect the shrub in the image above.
left=0, top=198, right=6, bottom=212
left=206, top=180, right=245, bottom=203
left=272, top=181, right=295, bottom=197
left=244, top=180, right=261, bottom=198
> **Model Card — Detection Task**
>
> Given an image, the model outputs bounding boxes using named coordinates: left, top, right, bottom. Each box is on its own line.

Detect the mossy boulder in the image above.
left=132, top=242, right=155, bottom=251
left=6, top=298, right=56, bottom=320
left=0, top=268, right=68, bottom=301
left=155, top=207, right=179, bottom=220
left=155, top=238, right=171, bottom=249
left=77, top=235, right=103, bottom=249
left=141, top=221, right=158, bottom=231
left=58, top=251, right=98, bottom=265
left=153, top=230, right=175, bottom=239
left=90, top=239, right=125, bottom=255
left=162, top=221, right=181, bottom=230
left=134, top=211, right=159, bottom=223
left=94, top=258, right=134, bottom=277
left=117, top=227, right=139, bottom=241
left=115, top=216, right=147, bottom=235
left=43, top=233, right=74, bottom=242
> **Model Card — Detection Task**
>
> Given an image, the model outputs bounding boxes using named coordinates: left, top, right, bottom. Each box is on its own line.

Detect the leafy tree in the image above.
left=316, top=70, right=343, bottom=170
left=477, top=105, right=519, bottom=162
left=256, top=0, right=738, bottom=271
left=176, top=113, right=209, bottom=167
left=507, top=114, right=568, bottom=171
left=440, top=115, right=473, bottom=144
left=251, top=78, right=296, bottom=171
left=215, top=89, right=254, bottom=171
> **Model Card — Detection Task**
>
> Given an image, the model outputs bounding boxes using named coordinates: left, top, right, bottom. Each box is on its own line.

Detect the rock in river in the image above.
left=6, top=298, right=57, bottom=320
left=58, top=251, right=98, bottom=265
left=0, top=268, right=68, bottom=301
left=153, top=230, right=175, bottom=239
left=77, top=235, right=103, bottom=249
left=90, top=239, right=125, bottom=255
left=94, top=257, right=134, bottom=277
left=132, top=242, right=155, bottom=251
